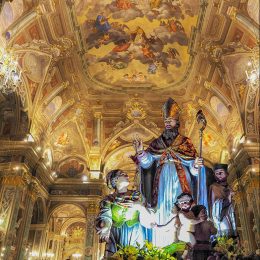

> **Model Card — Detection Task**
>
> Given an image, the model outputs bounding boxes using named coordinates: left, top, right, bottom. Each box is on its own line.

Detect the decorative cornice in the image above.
left=0, top=141, right=53, bottom=187
left=0, top=163, right=48, bottom=198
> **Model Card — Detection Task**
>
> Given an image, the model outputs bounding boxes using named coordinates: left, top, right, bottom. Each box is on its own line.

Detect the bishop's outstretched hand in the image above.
left=132, top=134, right=143, bottom=154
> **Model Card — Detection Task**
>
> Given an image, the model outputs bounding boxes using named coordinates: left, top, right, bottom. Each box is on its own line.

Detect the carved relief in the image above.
left=246, top=112, right=255, bottom=134
left=22, top=52, right=50, bottom=83
left=0, top=188, right=16, bottom=231
left=126, top=101, right=147, bottom=120
left=247, top=87, right=258, bottom=111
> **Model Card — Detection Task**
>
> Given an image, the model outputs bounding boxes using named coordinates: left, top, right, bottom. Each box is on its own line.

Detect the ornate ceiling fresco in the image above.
left=73, top=0, right=202, bottom=90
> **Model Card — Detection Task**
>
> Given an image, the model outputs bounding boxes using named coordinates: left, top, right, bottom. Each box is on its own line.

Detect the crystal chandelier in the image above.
left=0, top=47, right=22, bottom=95
left=245, top=46, right=259, bottom=90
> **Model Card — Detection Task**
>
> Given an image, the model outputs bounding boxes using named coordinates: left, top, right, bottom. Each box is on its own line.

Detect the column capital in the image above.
left=228, top=142, right=259, bottom=184
left=27, top=181, right=40, bottom=202
left=93, top=111, right=102, bottom=119
left=86, top=202, right=99, bottom=214
left=92, top=105, right=103, bottom=115
left=226, top=6, right=237, bottom=20
left=0, top=166, right=31, bottom=188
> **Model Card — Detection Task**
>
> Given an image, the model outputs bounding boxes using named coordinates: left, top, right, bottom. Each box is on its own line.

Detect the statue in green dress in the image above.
left=95, top=169, right=155, bottom=258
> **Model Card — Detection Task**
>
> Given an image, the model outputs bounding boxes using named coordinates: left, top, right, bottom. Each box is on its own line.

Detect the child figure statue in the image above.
left=153, top=192, right=204, bottom=248
left=209, top=164, right=237, bottom=237
left=95, top=169, right=155, bottom=257
left=191, top=205, right=217, bottom=259
left=175, top=193, right=204, bottom=247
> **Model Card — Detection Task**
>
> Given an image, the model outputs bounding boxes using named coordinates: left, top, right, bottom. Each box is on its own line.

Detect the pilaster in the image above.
left=229, top=141, right=260, bottom=253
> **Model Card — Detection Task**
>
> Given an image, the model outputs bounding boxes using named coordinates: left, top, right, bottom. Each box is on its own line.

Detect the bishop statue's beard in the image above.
left=162, top=127, right=179, bottom=147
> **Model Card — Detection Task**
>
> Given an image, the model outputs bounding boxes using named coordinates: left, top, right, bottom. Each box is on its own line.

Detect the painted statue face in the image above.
left=199, top=208, right=207, bottom=220
left=115, top=173, right=129, bottom=190
left=178, top=200, right=192, bottom=211
left=214, top=169, right=228, bottom=182
left=164, top=117, right=177, bottom=129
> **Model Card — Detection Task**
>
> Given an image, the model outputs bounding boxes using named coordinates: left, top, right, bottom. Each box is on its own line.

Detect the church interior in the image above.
left=0, top=0, right=259, bottom=259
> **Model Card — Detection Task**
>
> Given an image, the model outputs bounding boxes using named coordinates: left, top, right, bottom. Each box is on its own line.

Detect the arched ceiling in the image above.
left=0, top=0, right=258, bottom=183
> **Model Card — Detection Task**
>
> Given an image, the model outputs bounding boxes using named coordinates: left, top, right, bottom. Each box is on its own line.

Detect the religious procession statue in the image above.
left=209, top=163, right=237, bottom=237
left=95, top=169, right=155, bottom=257
left=95, top=98, right=238, bottom=260
left=191, top=204, right=217, bottom=259
left=132, top=97, right=208, bottom=247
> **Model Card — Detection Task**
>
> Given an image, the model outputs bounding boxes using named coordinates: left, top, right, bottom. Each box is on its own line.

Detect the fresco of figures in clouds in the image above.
left=75, top=0, right=200, bottom=88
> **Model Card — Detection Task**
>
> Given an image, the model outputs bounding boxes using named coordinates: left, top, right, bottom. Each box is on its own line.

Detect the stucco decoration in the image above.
left=103, top=145, right=139, bottom=189
left=247, top=0, right=259, bottom=25
left=222, top=52, right=252, bottom=83
left=210, top=96, right=230, bottom=124
left=44, top=96, right=63, bottom=118
left=22, top=52, right=50, bottom=83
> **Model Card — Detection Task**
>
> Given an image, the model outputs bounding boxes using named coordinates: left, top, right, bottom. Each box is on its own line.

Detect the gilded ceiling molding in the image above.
left=197, top=98, right=229, bottom=136
left=227, top=6, right=259, bottom=40
left=37, top=1, right=63, bottom=41
left=221, top=51, right=258, bottom=136
left=204, top=80, right=233, bottom=109
left=4, top=10, right=38, bottom=43
left=54, top=155, right=90, bottom=175
left=102, top=143, right=135, bottom=167
left=14, top=38, right=74, bottom=66
left=34, top=99, right=72, bottom=131
left=102, top=120, right=158, bottom=162
left=200, top=40, right=250, bottom=85
left=45, top=99, right=74, bottom=130
left=48, top=203, right=87, bottom=218
left=13, top=43, right=56, bottom=122
left=42, top=81, right=69, bottom=106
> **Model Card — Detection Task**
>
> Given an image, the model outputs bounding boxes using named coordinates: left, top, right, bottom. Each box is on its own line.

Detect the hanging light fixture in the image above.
left=0, top=47, right=22, bottom=95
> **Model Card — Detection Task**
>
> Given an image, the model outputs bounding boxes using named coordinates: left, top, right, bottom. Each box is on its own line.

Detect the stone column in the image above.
left=15, top=181, right=38, bottom=260
left=85, top=202, right=99, bottom=260
left=90, top=110, right=103, bottom=179
left=246, top=177, right=260, bottom=249
left=29, top=224, right=48, bottom=259
left=229, top=142, right=259, bottom=252
left=233, top=189, right=256, bottom=253
left=92, top=111, right=102, bottom=147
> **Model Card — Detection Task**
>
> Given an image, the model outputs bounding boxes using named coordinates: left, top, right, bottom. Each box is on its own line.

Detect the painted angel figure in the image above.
left=132, top=97, right=208, bottom=247
left=95, top=169, right=155, bottom=257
